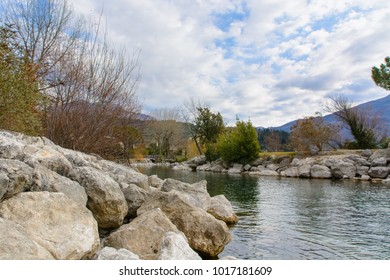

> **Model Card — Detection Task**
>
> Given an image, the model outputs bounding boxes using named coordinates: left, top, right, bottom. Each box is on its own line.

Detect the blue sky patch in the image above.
left=212, top=4, right=249, bottom=32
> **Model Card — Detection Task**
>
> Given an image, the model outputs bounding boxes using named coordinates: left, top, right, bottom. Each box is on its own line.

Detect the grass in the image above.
left=259, top=151, right=297, bottom=158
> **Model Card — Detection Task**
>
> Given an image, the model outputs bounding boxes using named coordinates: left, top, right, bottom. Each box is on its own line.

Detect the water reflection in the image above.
left=140, top=166, right=390, bottom=259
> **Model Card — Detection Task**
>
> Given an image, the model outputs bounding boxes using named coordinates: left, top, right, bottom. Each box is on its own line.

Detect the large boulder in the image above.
left=161, top=179, right=211, bottom=210
left=95, top=247, right=140, bottom=260
left=0, top=171, right=8, bottom=199
left=186, top=156, right=207, bottom=169
left=368, top=167, right=390, bottom=179
left=298, top=164, right=312, bottom=178
left=0, top=217, right=54, bottom=260
left=207, top=195, right=238, bottom=225
left=138, top=191, right=231, bottom=257
left=209, top=163, right=226, bottom=172
left=331, top=161, right=357, bottom=179
left=369, top=149, right=390, bottom=162
left=197, top=163, right=211, bottom=171
left=148, top=175, right=164, bottom=189
left=157, top=232, right=201, bottom=260
left=99, top=160, right=150, bottom=191
left=120, top=183, right=149, bottom=218
left=371, top=157, right=388, bottom=167
left=0, top=159, right=34, bottom=200
left=0, top=131, right=25, bottom=159
left=228, top=164, right=244, bottom=174
left=62, top=149, right=102, bottom=170
left=31, top=165, right=87, bottom=206
left=24, top=146, right=73, bottom=176
left=68, top=166, right=128, bottom=229
left=310, top=164, right=332, bottom=179
left=0, top=192, right=99, bottom=259
left=346, top=155, right=371, bottom=166
left=357, top=166, right=370, bottom=176
left=281, top=167, right=299, bottom=177
left=104, top=208, right=183, bottom=260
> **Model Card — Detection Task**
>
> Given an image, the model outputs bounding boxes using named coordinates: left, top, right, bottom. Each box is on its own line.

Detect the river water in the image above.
left=139, top=166, right=390, bottom=260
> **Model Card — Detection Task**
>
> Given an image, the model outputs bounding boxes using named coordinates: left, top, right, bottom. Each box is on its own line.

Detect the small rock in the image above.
left=360, top=175, right=371, bottom=181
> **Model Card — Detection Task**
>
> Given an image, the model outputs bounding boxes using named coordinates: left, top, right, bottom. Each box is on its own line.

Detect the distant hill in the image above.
left=270, top=94, right=390, bottom=139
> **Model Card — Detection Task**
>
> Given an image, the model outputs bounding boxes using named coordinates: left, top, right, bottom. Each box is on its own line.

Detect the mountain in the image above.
left=270, top=94, right=390, bottom=137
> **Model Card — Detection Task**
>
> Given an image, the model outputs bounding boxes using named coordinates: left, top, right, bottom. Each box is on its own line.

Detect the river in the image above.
left=139, top=166, right=390, bottom=260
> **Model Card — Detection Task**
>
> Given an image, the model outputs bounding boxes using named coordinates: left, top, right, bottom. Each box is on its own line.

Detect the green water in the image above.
left=139, top=166, right=390, bottom=260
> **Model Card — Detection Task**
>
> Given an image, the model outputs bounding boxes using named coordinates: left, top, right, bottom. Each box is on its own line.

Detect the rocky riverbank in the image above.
left=0, top=130, right=237, bottom=260
left=173, top=150, right=390, bottom=184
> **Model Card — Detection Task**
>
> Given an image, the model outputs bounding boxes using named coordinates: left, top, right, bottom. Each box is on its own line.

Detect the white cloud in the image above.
left=68, top=0, right=390, bottom=127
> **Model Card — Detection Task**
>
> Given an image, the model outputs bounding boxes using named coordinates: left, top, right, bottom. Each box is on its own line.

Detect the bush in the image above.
left=0, top=26, right=43, bottom=135
left=204, top=143, right=219, bottom=162
left=217, top=120, right=261, bottom=164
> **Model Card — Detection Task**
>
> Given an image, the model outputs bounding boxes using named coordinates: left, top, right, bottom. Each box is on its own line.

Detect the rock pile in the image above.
left=0, top=130, right=237, bottom=260
left=175, top=151, right=390, bottom=183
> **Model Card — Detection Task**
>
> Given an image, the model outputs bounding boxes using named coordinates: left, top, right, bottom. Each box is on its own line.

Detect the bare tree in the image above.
left=44, top=15, right=140, bottom=153
left=1, top=0, right=83, bottom=87
left=289, top=115, right=340, bottom=153
left=324, top=95, right=386, bottom=149
left=264, top=131, right=282, bottom=152
left=146, top=107, right=187, bottom=159
left=1, top=0, right=141, bottom=156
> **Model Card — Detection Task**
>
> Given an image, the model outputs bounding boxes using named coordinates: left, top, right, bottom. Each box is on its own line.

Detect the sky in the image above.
left=67, top=0, right=390, bottom=127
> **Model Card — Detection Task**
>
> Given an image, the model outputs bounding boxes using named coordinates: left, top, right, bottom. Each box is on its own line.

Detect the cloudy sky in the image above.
left=68, top=0, right=390, bottom=127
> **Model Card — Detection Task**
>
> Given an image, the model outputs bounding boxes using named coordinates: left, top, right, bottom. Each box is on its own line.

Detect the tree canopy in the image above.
left=372, top=57, right=390, bottom=91
left=217, top=119, right=260, bottom=164
left=289, top=115, right=340, bottom=153
left=324, top=95, right=385, bottom=149
left=0, top=25, right=43, bottom=135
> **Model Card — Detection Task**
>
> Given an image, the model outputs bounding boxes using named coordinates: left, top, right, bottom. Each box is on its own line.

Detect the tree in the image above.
left=146, top=108, right=187, bottom=159
left=217, top=119, right=260, bottom=164
left=1, top=0, right=83, bottom=87
left=195, top=107, right=225, bottom=146
left=289, top=115, right=340, bottom=153
left=1, top=0, right=141, bottom=157
left=257, top=128, right=290, bottom=152
left=324, top=95, right=385, bottom=149
left=43, top=19, right=140, bottom=154
left=372, top=57, right=390, bottom=91
left=182, top=98, right=225, bottom=156
left=111, top=125, right=144, bottom=163
left=0, top=24, right=43, bottom=135
left=182, top=98, right=207, bottom=155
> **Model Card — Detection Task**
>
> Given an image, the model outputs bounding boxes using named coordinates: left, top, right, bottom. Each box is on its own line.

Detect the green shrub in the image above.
left=204, top=143, right=219, bottom=162
left=217, top=119, right=261, bottom=164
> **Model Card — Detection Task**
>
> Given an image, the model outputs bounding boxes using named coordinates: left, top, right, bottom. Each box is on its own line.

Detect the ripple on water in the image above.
left=141, top=167, right=390, bottom=259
